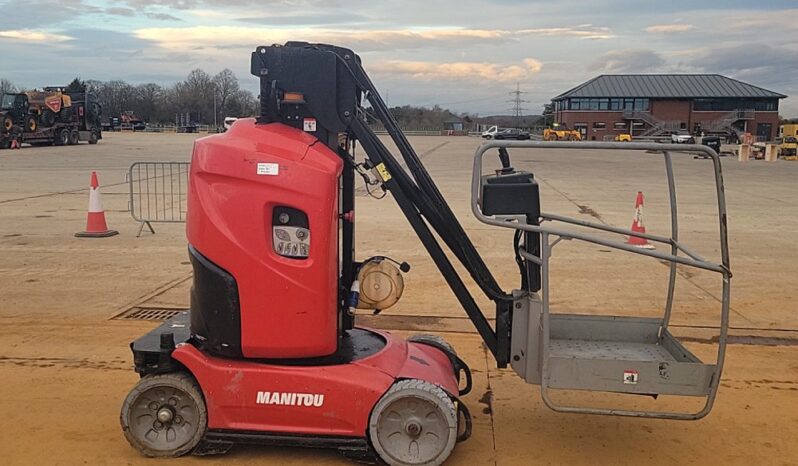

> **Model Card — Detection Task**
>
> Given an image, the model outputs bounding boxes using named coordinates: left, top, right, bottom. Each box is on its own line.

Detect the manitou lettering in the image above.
left=256, top=391, right=324, bottom=407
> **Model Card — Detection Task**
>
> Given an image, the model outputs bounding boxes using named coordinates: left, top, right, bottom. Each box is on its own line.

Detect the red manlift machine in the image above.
left=121, top=43, right=732, bottom=465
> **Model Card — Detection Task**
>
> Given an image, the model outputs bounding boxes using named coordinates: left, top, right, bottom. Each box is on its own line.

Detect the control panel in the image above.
left=272, top=206, right=310, bottom=259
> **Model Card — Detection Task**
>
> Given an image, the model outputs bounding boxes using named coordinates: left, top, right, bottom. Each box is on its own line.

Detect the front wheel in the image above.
left=88, top=129, right=99, bottom=144
left=369, top=379, right=458, bottom=466
left=120, top=372, right=207, bottom=458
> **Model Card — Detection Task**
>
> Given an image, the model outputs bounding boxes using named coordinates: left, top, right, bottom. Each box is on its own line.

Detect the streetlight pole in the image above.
left=213, top=87, right=218, bottom=130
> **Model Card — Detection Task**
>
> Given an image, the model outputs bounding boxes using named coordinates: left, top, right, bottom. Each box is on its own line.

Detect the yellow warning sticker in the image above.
left=375, top=163, right=392, bottom=182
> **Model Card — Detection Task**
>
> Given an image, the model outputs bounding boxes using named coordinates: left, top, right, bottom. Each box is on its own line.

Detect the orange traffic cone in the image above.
left=75, top=171, right=119, bottom=238
left=626, top=191, right=654, bottom=249
left=10, top=137, right=20, bottom=149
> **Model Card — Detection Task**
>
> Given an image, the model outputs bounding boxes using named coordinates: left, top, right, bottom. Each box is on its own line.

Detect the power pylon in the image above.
left=508, top=82, right=529, bottom=128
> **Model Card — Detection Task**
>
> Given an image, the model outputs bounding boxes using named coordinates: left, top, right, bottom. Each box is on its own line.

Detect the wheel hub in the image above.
left=404, top=420, right=422, bottom=437
left=157, top=407, right=174, bottom=424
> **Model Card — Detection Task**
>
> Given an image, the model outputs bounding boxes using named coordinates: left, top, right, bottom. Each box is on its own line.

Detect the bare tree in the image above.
left=184, top=69, right=214, bottom=122
left=0, top=78, right=18, bottom=96
left=213, top=69, right=240, bottom=123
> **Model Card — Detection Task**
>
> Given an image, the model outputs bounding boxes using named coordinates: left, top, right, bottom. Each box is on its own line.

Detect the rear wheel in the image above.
left=56, top=129, right=69, bottom=146
left=41, top=110, right=56, bottom=127
left=69, top=129, right=79, bottom=145
left=120, top=372, right=207, bottom=458
left=369, top=379, right=457, bottom=466
left=408, top=334, right=457, bottom=356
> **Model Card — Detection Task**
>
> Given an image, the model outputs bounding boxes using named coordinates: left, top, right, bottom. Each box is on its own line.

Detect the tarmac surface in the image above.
left=1, top=131, right=797, bottom=465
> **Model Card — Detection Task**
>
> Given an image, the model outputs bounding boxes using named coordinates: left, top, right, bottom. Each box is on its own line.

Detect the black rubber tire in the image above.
left=41, top=110, right=56, bottom=127
left=2, top=115, right=12, bottom=131
left=60, top=107, right=73, bottom=123
left=407, top=334, right=457, bottom=356
left=88, top=129, right=99, bottom=144
left=26, top=115, right=37, bottom=133
left=55, top=129, right=69, bottom=146
left=369, top=379, right=458, bottom=466
left=1, top=139, right=10, bottom=149
left=69, top=129, right=79, bottom=145
left=120, top=372, right=207, bottom=458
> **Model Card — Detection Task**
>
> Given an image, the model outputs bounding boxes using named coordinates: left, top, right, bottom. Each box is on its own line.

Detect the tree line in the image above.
left=1, top=70, right=259, bottom=126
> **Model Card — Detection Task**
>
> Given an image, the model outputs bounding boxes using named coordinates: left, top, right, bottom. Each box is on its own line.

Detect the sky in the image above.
left=0, top=0, right=796, bottom=116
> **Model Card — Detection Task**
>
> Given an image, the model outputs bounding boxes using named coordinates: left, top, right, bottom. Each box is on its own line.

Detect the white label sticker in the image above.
left=257, top=163, right=279, bottom=176
left=623, top=370, right=639, bottom=384
left=303, top=118, right=317, bottom=132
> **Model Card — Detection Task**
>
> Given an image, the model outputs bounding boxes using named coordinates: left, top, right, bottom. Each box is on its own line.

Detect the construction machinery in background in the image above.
left=779, top=136, right=797, bottom=159
left=0, top=88, right=102, bottom=149
left=543, top=122, right=582, bottom=141
left=121, top=43, right=731, bottom=465
left=26, top=88, right=73, bottom=127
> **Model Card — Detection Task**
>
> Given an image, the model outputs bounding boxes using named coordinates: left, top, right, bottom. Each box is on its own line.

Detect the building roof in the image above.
left=553, top=74, right=787, bottom=100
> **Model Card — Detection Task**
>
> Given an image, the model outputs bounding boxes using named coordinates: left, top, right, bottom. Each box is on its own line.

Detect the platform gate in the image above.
left=127, top=162, right=190, bottom=236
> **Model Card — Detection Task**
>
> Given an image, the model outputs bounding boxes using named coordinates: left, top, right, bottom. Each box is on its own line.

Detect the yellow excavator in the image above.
left=543, top=122, right=582, bottom=141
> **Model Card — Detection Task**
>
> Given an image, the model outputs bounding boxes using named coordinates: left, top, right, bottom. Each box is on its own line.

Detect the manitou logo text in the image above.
left=256, top=391, right=325, bottom=407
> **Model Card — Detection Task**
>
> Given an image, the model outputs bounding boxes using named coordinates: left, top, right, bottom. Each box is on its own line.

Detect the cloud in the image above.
left=146, top=12, right=182, bottom=21
left=645, top=24, right=694, bottom=33
left=235, top=12, right=369, bottom=26
left=723, top=9, right=798, bottom=32
left=588, top=49, right=665, bottom=73
left=686, top=43, right=798, bottom=87
left=517, top=25, right=614, bottom=40
left=133, top=24, right=614, bottom=53
left=0, top=29, right=73, bottom=42
left=370, top=58, right=543, bottom=82
left=106, top=7, right=136, bottom=17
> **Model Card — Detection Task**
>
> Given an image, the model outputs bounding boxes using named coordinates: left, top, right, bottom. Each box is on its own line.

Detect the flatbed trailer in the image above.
left=0, top=91, right=102, bottom=150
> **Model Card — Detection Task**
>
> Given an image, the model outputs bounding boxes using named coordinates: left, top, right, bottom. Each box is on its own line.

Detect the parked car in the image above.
left=494, top=128, right=531, bottom=140
left=224, top=117, right=238, bottom=131
left=671, top=133, right=695, bottom=144
left=481, top=125, right=499, bottom=139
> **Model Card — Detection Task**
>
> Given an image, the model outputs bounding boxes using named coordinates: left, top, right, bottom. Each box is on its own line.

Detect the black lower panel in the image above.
left=131, top=311, right=191, bottom=375
left=188, top=245, right=243, bottom=358
left=196, top=430, right=375, bottom=462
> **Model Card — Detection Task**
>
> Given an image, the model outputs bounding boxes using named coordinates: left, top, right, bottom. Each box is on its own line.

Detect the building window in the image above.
left=567, top=98, right=648, bottom=111
left=694, top=98, right=778, bottom=111
left=614, top=122, right=627, bottom=130
left=680, top=122, right=687, bottom=130
left=593, top=122, right=606, bottom=130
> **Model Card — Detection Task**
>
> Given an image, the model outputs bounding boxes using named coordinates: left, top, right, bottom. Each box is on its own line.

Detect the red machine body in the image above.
left=172, top=329, right=460, bottom=436
left=187, top=119, right=342, bottom=359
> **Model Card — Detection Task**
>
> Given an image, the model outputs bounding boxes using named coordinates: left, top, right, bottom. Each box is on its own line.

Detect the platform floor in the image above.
left=549, top=339, right=677, bottom=362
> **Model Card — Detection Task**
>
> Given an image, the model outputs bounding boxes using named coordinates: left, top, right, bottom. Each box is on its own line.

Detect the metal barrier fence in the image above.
left=127, top=162, right=190, bottom=236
